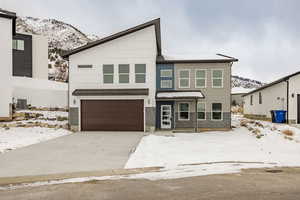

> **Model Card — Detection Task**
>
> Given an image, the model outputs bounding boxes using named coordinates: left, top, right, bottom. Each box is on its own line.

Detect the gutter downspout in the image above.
left=195, top=98, right=198, bottom=132
left=286, top=80, right=289, bottom=124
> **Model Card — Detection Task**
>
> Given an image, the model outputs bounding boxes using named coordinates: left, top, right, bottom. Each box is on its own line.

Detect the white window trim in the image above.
left=118, top=64, right=130, bottom=84
left=135, top=64, right=146, bottom=84
left=178, top=69, right=190, bottom=89
left=195, top=69, right=207, bottom=88
left=211, top=69, right=224, bottom=88
left=211, top=103, right=223, bottom=121
left=160, top=69, right=173, bottom=78
left=178, top=102, right=190, bottom=121
left=197, top=102, right=206, bottom=120
left=103, top=64, right=114, bottom=84
left=161, top=79, right=172, bottom=89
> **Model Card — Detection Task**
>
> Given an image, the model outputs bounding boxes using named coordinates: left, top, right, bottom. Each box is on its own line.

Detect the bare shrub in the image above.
left=281, top=129, right=294, bottom=136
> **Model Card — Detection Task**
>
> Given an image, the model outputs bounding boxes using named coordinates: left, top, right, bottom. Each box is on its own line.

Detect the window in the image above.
left=161, top=80, right=172, bottom=88
left=179, top=70, right=190, bottom=88
left=250, top=95, right=253, bottom=105
left=78, top=65, right=92, bottom=68
left=212, top=69, right=223, bottom=88
left=135, top=64, right=146, bottom=83
left=195, top=70, right=206, bottom=88
left=178, top=103, right=189, bottom=120
left=259, top=92, right=262, bottom=104
left=197, top=102, right=206, bottom=120
left=212, top=103, right=222, bottom=120
left=13, top=39, right=24, bottom=51
left=160, top=69, right=172, bottom=78
left=118, top=64, right=129, bottom=83
left=103, top=64, right=114, bottom=84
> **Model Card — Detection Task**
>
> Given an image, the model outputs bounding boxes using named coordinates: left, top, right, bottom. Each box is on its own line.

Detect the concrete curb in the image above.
left=0, top=167, right=163, bottom=187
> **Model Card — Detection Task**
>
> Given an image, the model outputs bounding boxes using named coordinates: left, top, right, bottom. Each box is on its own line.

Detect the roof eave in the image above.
left=156, top=59, right=238, bottom=64
left=63, top=18, right=161, bottom=59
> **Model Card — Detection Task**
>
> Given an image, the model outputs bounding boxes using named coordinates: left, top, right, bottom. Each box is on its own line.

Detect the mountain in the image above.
left=232, top=75, right=264, bottom=89
left=16, top=16, right=99, bottom=50
left=16, top=16, right=100, bottom=81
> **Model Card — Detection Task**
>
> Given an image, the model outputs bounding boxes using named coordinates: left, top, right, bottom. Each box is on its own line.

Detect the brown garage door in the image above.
left=81, top=100, right=144, bottom=131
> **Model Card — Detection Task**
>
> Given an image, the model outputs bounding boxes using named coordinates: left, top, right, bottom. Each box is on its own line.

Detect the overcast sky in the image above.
left=1, top=0, right=299, bottom=82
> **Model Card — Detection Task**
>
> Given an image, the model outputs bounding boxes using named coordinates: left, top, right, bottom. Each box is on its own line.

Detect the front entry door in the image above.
left=161, top=105, right=172, bottom=129
left=298, top=94, right=300, bottom=124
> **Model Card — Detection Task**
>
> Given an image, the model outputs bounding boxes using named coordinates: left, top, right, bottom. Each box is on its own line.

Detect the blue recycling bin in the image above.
left=274, top=110, right=287, bottom=123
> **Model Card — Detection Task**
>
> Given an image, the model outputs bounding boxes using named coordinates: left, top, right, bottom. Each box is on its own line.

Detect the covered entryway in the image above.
left=81, top=100, right=144, bottom=131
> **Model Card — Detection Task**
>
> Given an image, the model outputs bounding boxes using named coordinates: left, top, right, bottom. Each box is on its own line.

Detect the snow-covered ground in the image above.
left=124, top=114, right=300, bottom=179
left=0, top=109, right=71, bottom=153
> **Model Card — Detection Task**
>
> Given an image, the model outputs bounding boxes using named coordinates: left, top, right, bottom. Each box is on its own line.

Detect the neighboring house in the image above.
left=0, top=9, right=15, bottom=120
left=64, top=18, right=238, bottom=132
left=243, top=71, right=300, bottom=124
left=231, top=87, right=253, bottom=106
left=0, top=9, right=66, bottom=115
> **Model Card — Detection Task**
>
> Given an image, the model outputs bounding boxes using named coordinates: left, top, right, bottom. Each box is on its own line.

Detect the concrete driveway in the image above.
left=0, top=132, right=143, bottom=178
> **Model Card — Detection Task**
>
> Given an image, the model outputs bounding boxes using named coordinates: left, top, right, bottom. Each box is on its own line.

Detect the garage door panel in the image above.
left=81, top=100, right=144, bottom=131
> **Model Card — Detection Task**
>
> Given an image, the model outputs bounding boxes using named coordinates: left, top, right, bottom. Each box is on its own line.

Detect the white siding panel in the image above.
left=288, top=74, right=300, bottom=122
left=0, top=17, right=13, bottom=118
left=69, top=25, right=157, bottom=108
left=243, top=82, right=287, bottom=118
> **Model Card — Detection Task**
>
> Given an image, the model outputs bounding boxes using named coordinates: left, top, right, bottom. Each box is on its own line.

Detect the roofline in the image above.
left=243, top=71, right=300, bottom=97
left=156, top=53, right=238, bottom=64
left=156, top=58, right=238, bottom=64
left=63, top=18, right=161, bottom=58
left=0, top=9, right=16, bottom=19
left=0, top=9, right=17, bottom=35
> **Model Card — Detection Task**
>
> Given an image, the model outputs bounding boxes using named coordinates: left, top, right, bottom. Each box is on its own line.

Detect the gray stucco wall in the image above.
left=174, top=100, right=231, bottom=129
left=145, top=107, right=156, bottom=131
left=69, top=107, right=79, bottom=126
left=172, top=63, right=232, bottom=129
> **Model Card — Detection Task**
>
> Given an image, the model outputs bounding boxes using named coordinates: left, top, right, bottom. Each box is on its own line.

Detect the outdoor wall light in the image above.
left=73, top=99, right=76, bottom=104
left=292, top=93, right=295, bottom=98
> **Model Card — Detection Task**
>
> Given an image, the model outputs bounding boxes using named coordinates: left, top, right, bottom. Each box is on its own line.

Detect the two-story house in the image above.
left=156, top=55, right=237, bottom=131
left=63, top=18, right=238, bottom=132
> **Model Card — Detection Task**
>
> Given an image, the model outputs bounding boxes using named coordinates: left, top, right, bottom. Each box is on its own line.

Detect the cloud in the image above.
left=1, top=0, right=299, bottom=82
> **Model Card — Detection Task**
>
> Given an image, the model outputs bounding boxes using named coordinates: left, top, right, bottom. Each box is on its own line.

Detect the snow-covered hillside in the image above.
left=16, top=16, right=99, bottom=50
left=232, top=75, right=264, bottom=89
left=16, top=16, right=100, bottom=81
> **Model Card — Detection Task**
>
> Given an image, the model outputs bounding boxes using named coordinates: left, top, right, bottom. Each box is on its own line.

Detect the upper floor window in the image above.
left=13, top=39, right=24, bottom=51
left=161, top=80, right=172, bottom=88
left=118, top=64, right=130, bottom=84
left=212, top=103, right=222, bottom=120
left=259, top=92, right=262, bottom=104
left=197, top=102, right=206, bottom=120
left=179, top=70, right=190, bottom=88
left=250, top=95, right=253, bottom=105
left=135, top=64, right=146, bottom=83
left=212, top=69, right=223, bottom=88
left=160, top=69, right=173, bottom=89
left=103, top=64, right=114, bottom=84
left=178, top=103, right=190, bottom=120
left=195, top=70, right=206, bottom=88
left=160, top=69, right=172, bottom=78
